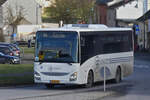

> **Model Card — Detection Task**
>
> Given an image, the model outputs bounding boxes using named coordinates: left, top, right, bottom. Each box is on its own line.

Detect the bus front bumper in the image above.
left=34, top=71, right=83, bottom=85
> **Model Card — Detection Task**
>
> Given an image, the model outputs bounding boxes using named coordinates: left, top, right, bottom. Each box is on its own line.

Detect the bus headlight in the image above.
left=70, top=72, right=77, bottom=81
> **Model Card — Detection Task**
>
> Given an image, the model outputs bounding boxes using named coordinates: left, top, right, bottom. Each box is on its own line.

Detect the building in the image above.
left=17, top=25, right=41, bottom=41
left=95, top=0, right=135, bottom=27
left=143, top=0, right=150, bottom=13
left=0, top=0, right=42, bottom=42
left=137, top=10, right=150, bottom=51
left=136, top=0, right=150, bottom=51
left=117, top=0, right=143, bottom=20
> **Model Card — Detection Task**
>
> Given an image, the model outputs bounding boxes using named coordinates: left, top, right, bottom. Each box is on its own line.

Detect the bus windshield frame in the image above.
left=35, top=31, right=79, bottom=63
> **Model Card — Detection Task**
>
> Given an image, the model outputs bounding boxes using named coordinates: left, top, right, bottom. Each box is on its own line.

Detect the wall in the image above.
left=17, top=25, right=41, bottom=41
left=0, top=7, right=3, bottom=24
left=148, top=0, right=150, bottom=32
left=97, top=4, right=107, bottom=25
left=117, top=1, right=143, bottom=19
left=96, top=4, right=116, bottom=27
left=148, top=0, right=150, bottom=10
left=107, top=8, right=116, bottom=27
left=138, top=21, right=149, bottom=49
left=2, top=0, right=42, bottom=25
left=1, top=0, right=42, bottom=42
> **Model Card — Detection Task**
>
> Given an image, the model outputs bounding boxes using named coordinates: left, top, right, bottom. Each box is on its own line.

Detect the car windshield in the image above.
left=11, top=44, right=20, bottom=50
left=0, top=43, right=17, bottom=51
left=35, top=31, right=78, bottom=63
left=10, top=45, right=17, bottom=51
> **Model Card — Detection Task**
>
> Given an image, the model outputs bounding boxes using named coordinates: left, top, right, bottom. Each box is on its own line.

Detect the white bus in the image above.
left=34, top=24, right=134, bottom=88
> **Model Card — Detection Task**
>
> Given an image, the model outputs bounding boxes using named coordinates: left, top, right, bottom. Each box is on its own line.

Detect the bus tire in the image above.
left=114, top=67, right=121, bottom=83
left=85, top=70, right=94, bottom=88
left=45, top=84, right=55, bottom=88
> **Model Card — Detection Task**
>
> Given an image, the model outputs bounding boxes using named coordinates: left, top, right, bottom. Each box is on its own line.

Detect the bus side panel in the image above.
left=108, top=52, right=134, bottom=79
left=79, top=56, right=97, bottom=84
left=80, top=30, right=134, bottom=83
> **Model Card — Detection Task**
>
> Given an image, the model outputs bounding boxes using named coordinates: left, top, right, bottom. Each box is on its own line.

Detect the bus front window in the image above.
left=35, top=31, right=78, bottom=63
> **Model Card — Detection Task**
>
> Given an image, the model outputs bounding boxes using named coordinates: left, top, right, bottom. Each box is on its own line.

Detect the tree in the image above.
left=4, top=4, right=26, bottom=41
left=0, top=0, right=7, bottom=42
left=44, top=0, right=95, bottom=24
left=44, top=0, right=77, bottom=24
left=0, top=0, right=6, bottom=6
left=0, top=29, right=4, bottom=42
left=76, top=0, right=95, bottom=23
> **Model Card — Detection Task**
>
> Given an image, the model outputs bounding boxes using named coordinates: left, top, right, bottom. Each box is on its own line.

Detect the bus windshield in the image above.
left=35, top=31, right=78, bottom=63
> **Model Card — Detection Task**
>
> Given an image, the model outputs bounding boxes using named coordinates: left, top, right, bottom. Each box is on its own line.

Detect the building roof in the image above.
left=137, top=10, right=150, bottom=21
left=96, top=0, right=135, bottom=8
left=38, top=24, right=132, bottom=32
left=117, top=18, right=137, bottom=23
left=96, top=0, right=113, bottom=5
left=108, top=0, right=135, bottom=8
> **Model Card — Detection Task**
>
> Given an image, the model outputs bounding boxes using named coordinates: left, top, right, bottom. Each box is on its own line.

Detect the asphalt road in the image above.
left=0, top=53, right=150, bottom=100
left=21, top=53, right=34, bottom=64
left=0, top=83, right=119, bottom=100
left=99, top=53, right=150, bottom=100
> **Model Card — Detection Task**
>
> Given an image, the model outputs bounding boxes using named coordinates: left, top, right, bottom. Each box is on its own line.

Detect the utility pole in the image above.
left=143, top=19, right=146, bottom=50
left=143, top=0, right=148, bottom=50
left=36, top=4, right=39, bottom=24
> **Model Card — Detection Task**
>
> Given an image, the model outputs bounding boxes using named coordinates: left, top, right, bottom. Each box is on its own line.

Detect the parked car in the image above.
left=14, top=40, right=35, bottom=47
left=0, top=42, right=20, bottom=57
left=0, top=46, right=20, bottom=64
left=14, top=41, right=28, bottom=46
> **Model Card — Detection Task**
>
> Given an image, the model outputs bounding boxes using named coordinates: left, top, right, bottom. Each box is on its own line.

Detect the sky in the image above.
left=117, top=1, right=144, bottom=19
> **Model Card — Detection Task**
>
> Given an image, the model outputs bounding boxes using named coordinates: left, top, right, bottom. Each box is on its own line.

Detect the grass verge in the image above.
left=0, top=64, right=33, bottom=74
left=0, top=64, right=34, bottom=86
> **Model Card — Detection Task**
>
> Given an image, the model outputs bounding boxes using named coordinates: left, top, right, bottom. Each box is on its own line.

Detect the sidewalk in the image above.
left=21, top=53, right=34, bottom=64
left=134, top=52, right=150, bottom=61
left=10, top=83, right=128, bottom=100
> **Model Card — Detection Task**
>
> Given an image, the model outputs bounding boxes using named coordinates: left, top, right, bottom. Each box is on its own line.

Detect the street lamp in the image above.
left=143, top=14, right=146, bottom=51
left=36, top=4, right=42, bottom=25
left=36, top=4, right=39, bottom=25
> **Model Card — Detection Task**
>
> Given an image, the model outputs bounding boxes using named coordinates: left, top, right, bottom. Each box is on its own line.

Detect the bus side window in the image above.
left=81, top=37, right=85, bottom=46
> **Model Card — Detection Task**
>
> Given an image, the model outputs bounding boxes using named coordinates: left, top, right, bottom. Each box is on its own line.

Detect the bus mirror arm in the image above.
left=39, top=61, right=43, bottom=65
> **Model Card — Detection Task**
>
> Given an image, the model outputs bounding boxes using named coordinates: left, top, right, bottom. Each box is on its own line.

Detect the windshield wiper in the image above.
left=39, top=61, right=44, bottom=65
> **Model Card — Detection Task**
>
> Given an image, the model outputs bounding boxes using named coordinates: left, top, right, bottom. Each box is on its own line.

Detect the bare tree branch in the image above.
left=0, top=0, right=6, bottom=6
left=4, top=3, right=27, bottom=41
left=4, top=4, right=26, bottom=26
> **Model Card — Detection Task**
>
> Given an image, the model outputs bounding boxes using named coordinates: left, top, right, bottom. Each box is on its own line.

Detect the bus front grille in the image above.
left=41, top=72, right=69, bottom=76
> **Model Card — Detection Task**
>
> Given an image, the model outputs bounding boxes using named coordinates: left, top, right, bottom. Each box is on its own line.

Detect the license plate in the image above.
left=50, top=80, right=60, bottom=84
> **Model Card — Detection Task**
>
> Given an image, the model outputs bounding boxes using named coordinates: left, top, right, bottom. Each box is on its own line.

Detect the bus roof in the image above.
left=37, top=24, right=132, bottom=32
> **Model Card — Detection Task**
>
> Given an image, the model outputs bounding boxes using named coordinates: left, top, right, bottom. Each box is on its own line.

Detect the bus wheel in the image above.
left=114, top=67, right=121, bottom=83
left=85, top=71, right=94, bottom=88
left=45, top=84, right=55, bottom=88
